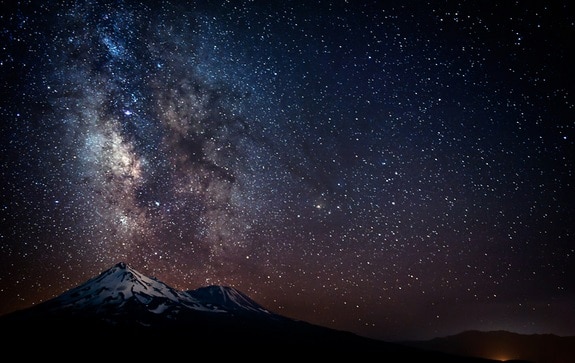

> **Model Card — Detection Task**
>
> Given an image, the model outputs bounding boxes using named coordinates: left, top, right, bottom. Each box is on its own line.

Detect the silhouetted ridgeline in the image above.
left=403, top=330, right=574, bottom=363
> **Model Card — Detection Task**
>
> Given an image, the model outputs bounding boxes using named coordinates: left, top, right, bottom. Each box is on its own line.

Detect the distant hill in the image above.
left=402, top=330, right=575, bottom=363
left=0, top=262, right=500, bottom=360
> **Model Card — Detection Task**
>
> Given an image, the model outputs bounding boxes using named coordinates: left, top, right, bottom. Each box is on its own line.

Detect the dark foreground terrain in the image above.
left=0, top=263, right=525, bottom=360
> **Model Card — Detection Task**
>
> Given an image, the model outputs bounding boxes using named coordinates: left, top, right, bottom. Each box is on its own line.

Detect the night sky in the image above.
left=1, top=0, right=573, bottom=342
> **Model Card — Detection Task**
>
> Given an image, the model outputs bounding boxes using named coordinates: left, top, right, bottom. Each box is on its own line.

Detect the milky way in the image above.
left=1, top=0, right=573, bottom=341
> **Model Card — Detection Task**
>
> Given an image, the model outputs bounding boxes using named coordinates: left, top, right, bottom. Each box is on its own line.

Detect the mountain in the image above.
left=0, top=262, right=505, bottom=360
left=402, top=330, right=575, bottom=363
left=1, top=262, right=272, bottom=325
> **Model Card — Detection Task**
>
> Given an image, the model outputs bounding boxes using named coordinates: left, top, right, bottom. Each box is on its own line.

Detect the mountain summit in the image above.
left=14, top=262, right=271, bottom=321
left=0, top=263, right=503, bottom=360
left=1, top=262, right=277, bottom=330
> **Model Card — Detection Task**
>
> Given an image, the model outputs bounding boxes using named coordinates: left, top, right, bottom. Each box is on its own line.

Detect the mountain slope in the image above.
left=0, top=262, right=502, bottom=360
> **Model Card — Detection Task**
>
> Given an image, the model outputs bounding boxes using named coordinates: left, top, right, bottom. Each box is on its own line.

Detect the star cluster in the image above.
left=1, top=0, right=573, bottom=341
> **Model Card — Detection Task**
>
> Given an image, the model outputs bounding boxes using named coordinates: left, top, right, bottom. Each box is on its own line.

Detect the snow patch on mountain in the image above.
left=188, top=285, right=272, bottom=314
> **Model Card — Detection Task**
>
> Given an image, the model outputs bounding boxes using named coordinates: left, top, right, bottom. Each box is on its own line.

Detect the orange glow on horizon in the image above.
left=488, top=354, right=513, bottom=362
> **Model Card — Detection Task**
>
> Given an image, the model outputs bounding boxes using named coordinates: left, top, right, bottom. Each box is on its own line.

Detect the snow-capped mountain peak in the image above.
left=43, top=262, right=197, bottom=314
left=14, top=262, right=276, bottom=326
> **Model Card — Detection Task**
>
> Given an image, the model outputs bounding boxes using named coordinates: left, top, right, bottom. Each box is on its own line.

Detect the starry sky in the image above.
left=0, top=0, right=573, bottom=342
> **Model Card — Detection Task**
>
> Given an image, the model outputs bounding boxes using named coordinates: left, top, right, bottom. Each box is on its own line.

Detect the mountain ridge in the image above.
left=402, top=329, right=575, bottom=363
left=0, top=262, right=282, bottom=328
